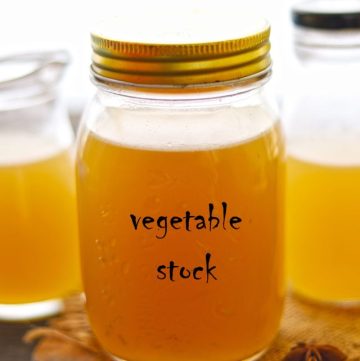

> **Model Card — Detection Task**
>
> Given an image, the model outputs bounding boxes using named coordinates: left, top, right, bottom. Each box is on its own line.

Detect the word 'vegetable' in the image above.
left=130, top=202, right=241, bottom=239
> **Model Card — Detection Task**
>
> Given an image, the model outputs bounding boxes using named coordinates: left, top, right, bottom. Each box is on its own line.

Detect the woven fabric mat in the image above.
left=263, top=296, right=360, bottom=360
left=24, top=294, right=360, bottom=361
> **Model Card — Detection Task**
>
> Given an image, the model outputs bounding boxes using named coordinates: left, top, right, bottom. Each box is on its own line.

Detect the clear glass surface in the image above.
left=0, top=51, right=80, bottom=320
left=77, top=75, right=285, bottom=361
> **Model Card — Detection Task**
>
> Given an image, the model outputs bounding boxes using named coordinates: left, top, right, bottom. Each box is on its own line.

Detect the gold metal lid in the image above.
left=91, top=8, right=271, bottom=86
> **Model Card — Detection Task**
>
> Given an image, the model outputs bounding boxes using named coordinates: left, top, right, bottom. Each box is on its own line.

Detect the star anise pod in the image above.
left=283, top=342, right=347, bottom=361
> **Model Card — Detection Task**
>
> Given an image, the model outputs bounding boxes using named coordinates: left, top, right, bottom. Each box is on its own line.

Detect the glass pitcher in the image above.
left=0, top=51, right=80, bottom=320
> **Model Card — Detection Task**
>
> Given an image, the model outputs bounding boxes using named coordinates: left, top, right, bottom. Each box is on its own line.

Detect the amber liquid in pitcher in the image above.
left=77, top=117, right=284, bottom=361
left=0, top=134, right=80, bottom=304
left=287, top=137, right=360, bottom=303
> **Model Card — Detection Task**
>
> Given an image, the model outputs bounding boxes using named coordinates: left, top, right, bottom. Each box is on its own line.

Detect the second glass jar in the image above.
left=284, top=0, right=360, bottom=304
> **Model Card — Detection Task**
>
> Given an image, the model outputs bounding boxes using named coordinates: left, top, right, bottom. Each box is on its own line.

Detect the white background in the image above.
left=0, top=0, right=297, bottom=114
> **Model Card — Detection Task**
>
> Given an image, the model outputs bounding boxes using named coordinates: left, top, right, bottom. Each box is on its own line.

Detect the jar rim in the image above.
left=90, top=65, right=272, bottom=99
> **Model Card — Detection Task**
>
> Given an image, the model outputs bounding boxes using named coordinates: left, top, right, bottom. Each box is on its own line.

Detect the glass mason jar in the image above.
left=284, top=0, right=360, bottom=304
left=0, top=51, right=80, bottom=320
left=77, top=11, right=284, bottom=361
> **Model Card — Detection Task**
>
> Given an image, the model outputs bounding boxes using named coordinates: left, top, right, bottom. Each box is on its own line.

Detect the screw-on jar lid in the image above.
left=292, top=0, right=360, bottom=30
left=90, top=6, right=271, bottom=86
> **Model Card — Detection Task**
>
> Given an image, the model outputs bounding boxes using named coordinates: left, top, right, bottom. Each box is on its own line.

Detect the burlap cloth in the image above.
left=24, top=294, right=360, bottom=361
left=263, top=296, right=360, bottom=360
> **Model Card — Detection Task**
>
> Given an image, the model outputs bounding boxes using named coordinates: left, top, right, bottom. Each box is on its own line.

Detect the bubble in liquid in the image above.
left=214, top=303, right=235, bottom=318
left=95, top=239, right=103, bottom=250
left=179, top=202, right=189, bottom=210
left=147, top=169, right=175, bottom=189
left=140, top=235, right=156, bottom=249
left=98, top=203, right=117, bottom=225
left=100, top=208, right=110, bottom=218
left=121, top=261, right=131, bottom=276
left=196, top=239, right=208, bottom=250
left=228, top=234, right=240, bottom=245
left=143, top=194, right=162, bottom=212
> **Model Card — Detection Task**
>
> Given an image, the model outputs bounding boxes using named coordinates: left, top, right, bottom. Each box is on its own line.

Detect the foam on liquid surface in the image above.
left=0, top=133, right=68, bottom=166
left=90, top=106, right=277, bottom=151
left=288, top=135, right=360, bottom=167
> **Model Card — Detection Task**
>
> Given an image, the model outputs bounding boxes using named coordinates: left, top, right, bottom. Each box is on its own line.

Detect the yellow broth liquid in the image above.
left=0, top=135, right=80, bottom=304
left=287, top=142, right=360, bottom=302
left=77, top=124, right=284, bottom=361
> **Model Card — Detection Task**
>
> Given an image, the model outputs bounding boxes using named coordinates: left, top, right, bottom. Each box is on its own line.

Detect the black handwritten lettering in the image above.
left=195, top=216, right=206, bottom=230
left=130, top=214, right=141, bottom=230
left=208, top=203, right=219, bottom=231
left=130, top=202, right=242, bottom=283
left=129, top=202, right=242, bottom=236
left=230, top=216, right=242, bottom=229
left=206, top=252, right=217, bottom=282
left=170, top=216, right=182, bottom=229
left=180, top=267, right=191, bottom=279
left=156, top=253, right=217, bottom=282
left=157, top=265, right=166, bottom=280
left=168, top=261, right=179, bottom=281
left=184, top=211, right=195, bottom=231
left=222, top=202, right=227, bottom=230
left=156, top=216, right=168, bottom=239
left=193, top=266, right=203, bottom=280
left=143, top=216, right=154, bottom=229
